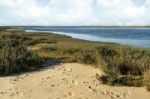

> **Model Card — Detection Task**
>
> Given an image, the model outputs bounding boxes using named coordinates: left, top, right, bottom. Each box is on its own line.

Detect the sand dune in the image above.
left=0, top=63, right=149, bottom=99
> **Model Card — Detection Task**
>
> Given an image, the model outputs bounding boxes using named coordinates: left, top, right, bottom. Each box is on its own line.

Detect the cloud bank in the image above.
left=0, top=0, right=149, bottom=26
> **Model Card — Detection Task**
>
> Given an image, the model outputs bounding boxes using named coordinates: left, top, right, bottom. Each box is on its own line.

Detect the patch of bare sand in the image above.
left=0, top=63, right=149, bottom=99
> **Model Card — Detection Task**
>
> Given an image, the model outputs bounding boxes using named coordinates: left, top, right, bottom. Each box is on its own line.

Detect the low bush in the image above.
left=96, top=46, right=150, bottom=76
left=24, top=39, right=57, bottom=46
left=74, top=49, right=99, bottom=65
left=42, top=46, right=57, bottom=51
left=0, top=37, right=44, bottom=75
left=100, top=75, right=143, bottom=87
left=95, top=46, right=150, bottom=88
left=100, top=67, right=120, bottom=85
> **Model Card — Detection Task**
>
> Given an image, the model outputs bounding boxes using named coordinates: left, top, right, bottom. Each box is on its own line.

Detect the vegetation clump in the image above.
left=74, top=49, right=98, bottom=64
left=0, top=34, right=44, bottom=75
left=96, top=46, right=150, bottom=87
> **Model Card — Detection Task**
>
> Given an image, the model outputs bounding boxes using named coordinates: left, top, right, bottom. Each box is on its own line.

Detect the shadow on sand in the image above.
left=0, top=57, right=65, bottom=77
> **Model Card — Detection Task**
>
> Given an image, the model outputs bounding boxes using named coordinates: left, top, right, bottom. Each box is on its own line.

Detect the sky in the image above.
left=0, top=0, right=150, bottom=26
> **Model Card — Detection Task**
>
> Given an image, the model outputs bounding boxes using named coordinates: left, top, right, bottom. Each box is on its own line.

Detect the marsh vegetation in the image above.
left=0, top=28, right=150, bottom=91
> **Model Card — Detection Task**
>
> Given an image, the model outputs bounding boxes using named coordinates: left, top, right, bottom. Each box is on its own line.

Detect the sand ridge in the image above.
left=0, top=63, right=149, bottom=99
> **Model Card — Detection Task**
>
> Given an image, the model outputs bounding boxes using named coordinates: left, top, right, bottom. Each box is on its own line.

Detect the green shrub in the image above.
left=0, top=38, right=44, bottom=75
left=0, top=34, right=31, bottom=48
left=96, top=46, right=117, bottom=58
left=117, top=47, right=150, bottom=75
left=24, top=39, right=40, bottom=46
left=24, top=39, right=57, bottom=46
left=96, top=46, right=150, bottom=76
left=100, top=66, right=120, bottom=85
left=100, top=75, right=142, bottom=87
left=65, top=48, right=80, bottom=54
left=74, top=49, right=98, bottom=65
left=96, top=46, right=150, bottom=87
left=42, top=46, right=57, bottom=51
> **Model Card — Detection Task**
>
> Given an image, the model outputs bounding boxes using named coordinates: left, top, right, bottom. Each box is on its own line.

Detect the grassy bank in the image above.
left=0, top=29, right=45, bottom=75
left=0, top=28, right=150, bottom=91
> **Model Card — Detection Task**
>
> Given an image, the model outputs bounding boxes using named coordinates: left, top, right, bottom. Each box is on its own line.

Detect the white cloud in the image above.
left=0, top=0, right=149, bottom=25
left=123, top=6, right=146, bottom=18
left=97, top=0, right=120, bottom=7
left=97, top=0, right=147, bottom=18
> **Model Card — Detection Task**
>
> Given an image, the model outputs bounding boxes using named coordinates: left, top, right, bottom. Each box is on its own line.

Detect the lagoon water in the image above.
left=26, top=27, right=150, bottom=48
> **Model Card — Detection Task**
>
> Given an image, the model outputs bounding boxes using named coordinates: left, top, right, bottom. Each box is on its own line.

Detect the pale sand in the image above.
left=0, top=63, right=149, bottom=99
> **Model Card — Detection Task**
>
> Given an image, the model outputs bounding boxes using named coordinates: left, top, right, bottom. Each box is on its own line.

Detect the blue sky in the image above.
left=0, top=0, right=149, bottom=26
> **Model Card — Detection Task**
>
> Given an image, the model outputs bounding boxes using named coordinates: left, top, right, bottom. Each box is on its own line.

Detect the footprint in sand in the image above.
left=10, top=77, right=19, bottom=82
left=20, top=74, right=29, bottom=78
left=63, top=92, right=74, bottom=98
left=91, top=79, right=100, bottom=87
left=46, top=76, right=51, bottom=79
left=83, top=81, right=89, bottom=86
left=83, top=80, right=98, bottom=92
left=9, top=76, right=25, bottom=83
left=0, top=91, right=7, bottom=95
left=62, top=78, right=70, bottom=84
left=75, top=75, right=79, bottom=79
left=66, top=68, right=72, bottom=72
left=88, top=86, right=97, bottom=93
left=72, top=79, right=78, bottom=86
left=68, top=92, right=74, bottom=96
left=51, top=84, right=56, bottom=87
left=9, top=89, right=23, bottom=97
left=101, top=90, right=130, bottom=98
left=51, top=83, right=59, bottom=87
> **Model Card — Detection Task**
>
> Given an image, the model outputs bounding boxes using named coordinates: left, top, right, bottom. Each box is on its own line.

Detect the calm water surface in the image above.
left=26, top=27, right=150, bottom=48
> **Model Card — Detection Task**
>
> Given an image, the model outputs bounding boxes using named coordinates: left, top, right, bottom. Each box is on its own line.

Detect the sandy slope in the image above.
left=0, top=63, right=149, bottom=99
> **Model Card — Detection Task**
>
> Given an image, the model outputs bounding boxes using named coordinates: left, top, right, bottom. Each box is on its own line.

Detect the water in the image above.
left=25, top=27, right=150, bottom=48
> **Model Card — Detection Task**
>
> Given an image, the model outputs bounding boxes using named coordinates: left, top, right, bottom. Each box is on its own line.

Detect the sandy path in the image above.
left=0, top=63, right=149, bottom=99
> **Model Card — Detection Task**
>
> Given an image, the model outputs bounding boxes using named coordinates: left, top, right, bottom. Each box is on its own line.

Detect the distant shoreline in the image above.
left=25, top=28, right=150, bottom=48
left=1, top=26, right=150, bottom=29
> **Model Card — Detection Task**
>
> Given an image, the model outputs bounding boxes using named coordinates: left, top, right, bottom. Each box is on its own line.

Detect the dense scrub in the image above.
left=0, top=34, right=44, bottom=75
left=71, top=46, right=150, bottom=75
